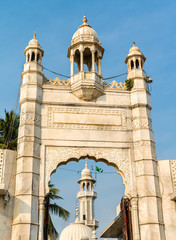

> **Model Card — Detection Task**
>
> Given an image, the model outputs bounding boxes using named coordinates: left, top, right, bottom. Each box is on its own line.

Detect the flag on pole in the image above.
left=96, top=166, right=103, bottom=173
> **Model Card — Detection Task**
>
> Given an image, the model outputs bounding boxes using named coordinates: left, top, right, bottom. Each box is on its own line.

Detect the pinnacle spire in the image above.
left=85, top=161, right=88, bottom=168
left=83, top=14, right=87, bottom=24
left=75, top=202, right=79, bottom=223
left=133, top=41, right=135, bottom=46
left=34, top=32, right=36, bottom=39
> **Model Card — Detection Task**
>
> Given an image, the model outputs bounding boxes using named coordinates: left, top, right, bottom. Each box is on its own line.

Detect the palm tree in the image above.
left=44, top=183, right=70, bottom=240
left=0, top=109, right=19, bottom=150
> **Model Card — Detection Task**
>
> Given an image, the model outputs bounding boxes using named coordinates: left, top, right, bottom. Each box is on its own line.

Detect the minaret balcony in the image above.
left=83, top=219, right=99, bottom=229
left=71, top=71, right=104, bottom=101
left=77, top=190, right=97, bottom=198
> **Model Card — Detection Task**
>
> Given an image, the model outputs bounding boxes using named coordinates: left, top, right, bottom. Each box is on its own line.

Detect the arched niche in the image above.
left=45, top=146, right=132, bottom=197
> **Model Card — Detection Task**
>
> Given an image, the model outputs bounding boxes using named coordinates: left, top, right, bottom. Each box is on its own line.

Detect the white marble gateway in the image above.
left=0, top=15, right=176, bottom=240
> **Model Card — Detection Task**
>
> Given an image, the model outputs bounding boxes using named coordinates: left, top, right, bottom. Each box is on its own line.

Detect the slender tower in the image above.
left=77, top=162, right=99, bottom=230
left=11, top=33, right=44, bottom=240
left=125, top=42, right=165, bottom=239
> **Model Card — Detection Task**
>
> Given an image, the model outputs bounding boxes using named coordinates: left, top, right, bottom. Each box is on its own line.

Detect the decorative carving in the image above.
left=132, top=118, right=152, bottom=130
left=45, top=77, right=71, bottom=86
left=47, top=106, right=127, bottom=131
left=45, top=147, right=131, bottom=196
left=20, top=113, right=41, bottom=126
left=18, top=136, right=41, bottom=144
left=0, top=149, right=4, bottom=183
left=44, top=77, right=127, bottom=91
left=105, top=81, right=127, bottom=90
left=171, top=160, right=176, bottom=191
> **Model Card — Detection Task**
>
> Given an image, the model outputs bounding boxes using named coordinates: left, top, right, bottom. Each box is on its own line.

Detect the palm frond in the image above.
left=48, top=215, right=59, bottom=240
left=49, top=203, right=70, bottom=221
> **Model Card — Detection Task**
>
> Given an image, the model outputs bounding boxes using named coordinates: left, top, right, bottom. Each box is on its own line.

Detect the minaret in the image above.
left=67, top=15, right=105, bottom=101
left=11, top=34, right=44, bottom=240
left=77, top=162, right=99, bottom=230
left=125, top=43, right=165, bottom=239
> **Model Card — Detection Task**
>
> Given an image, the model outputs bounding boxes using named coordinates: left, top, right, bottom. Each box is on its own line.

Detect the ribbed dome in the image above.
left=28, top=33, right=41, bottom=47
left=72, top=15, right=99, bottom=44
left=125, top=42, right=146, bottom=63
left=77, top=162, right=96, bottom=183
left=59, top=222, right=92, bottom=240
left=81, top=162, right=92, bottom=178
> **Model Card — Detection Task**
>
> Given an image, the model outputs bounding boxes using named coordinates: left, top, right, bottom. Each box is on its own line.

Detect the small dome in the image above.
left=24, top=33, right=44, bottom=56
left=78, top=162, right=96, bottom=183
left=129, top=42, right=141, bottom=53
left=125, top=42, right=146, bottom=63
left=72, top=15, right=99, bottom=44
left=28, top=33, right=41, bottom=47
left=81, top=162, right=92, bottom=178
left=60, top=222, right=92, bottom=240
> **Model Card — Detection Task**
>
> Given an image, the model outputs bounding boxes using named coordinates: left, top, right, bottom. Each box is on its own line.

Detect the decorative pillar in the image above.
left=38, top=197, right=45, bottom=240
left=92, top=50, right=95, bottom=72
left=98, top=58, right=102, bottom=75
left=131, top=198, right=140, bottom=240
left=70, top=52, right=74, bottom=76
left=80, top=50, right=84, bottom=71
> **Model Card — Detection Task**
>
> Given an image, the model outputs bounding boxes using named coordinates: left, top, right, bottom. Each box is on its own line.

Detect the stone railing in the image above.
left=0, top=149, right=4, bottom=183
left=105, top=80, right=127, bottom=90
left=44, top=77, right=71, bottom=86
left=44, top=77, right=127, bottom=90
left=77, top=191, right=97, bottom=198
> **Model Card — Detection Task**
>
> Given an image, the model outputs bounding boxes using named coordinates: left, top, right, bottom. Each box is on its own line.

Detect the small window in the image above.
left=37, top=53, right=40, bottom=62
left=131, top=60, right=134, bottom=70
left=83, top=214, right=86, bottom=220
left=136, top=59, right=139, bottom=69
left=31, top=52, right=35, bottom=62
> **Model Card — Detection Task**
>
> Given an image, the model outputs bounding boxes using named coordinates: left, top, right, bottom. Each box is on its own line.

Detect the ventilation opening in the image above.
left=136, top=59, right=139, bottom=69
left=74, top=49, right=80, bottom=73
left=31, top=52, right=35, bottom=62
left=83, top=47, right=92, bottom=72
left=131, top=60, right=134, bottom=69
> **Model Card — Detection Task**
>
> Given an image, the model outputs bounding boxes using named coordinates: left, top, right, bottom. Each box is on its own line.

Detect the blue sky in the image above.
left=0, top=0, right=176, bottom=238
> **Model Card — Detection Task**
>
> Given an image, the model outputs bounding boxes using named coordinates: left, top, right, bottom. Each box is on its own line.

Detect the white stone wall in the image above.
left=0, top=149, right=17, bottom=240
left=158, top=160, right=176, bottom=240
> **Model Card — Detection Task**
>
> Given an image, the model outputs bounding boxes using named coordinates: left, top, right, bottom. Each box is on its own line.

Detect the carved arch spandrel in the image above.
left=45, top=147, right=131, bottom=196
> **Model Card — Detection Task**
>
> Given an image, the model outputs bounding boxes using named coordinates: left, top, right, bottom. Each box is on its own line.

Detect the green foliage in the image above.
left=46, top=183, right=70, bottom=240
left=0, top=109, right=19, bottom=150
left=125, top=78, right=134, bottom=91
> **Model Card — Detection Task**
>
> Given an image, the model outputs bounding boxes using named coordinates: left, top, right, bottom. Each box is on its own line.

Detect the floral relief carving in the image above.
left=171, top=160, right=176, bottom=191
left=0, top=149, right=4, bottom=183
left=132, top=118, right=152, bottom=130
left=45, top=147, right=131, bottom=195
left=20, top=112, right=41, bottom=126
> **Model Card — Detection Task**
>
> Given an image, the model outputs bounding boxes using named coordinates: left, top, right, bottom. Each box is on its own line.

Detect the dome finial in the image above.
left=83, top=14, right=87, bottom=24
left=85, top=161, right=88, bottom=168
left=133, top=41, right=135, bottom=46
left=76, top=202, right=79, bottom=217
left=34, top=32, right=36, bottom=39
